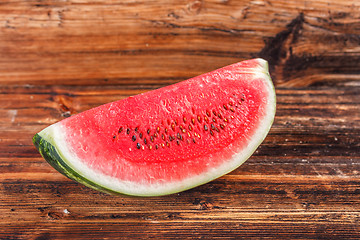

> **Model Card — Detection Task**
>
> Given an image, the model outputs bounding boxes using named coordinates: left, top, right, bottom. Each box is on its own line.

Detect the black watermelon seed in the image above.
left=210, top=130, right=214, bottom=136
left=191, top=118, right=195, bottom=125
left=147, top=129, right=151, bottom=134
left=132, top=135, right=136, bottom=141
left=139, top=132, right=143, bottom=139
left=223, top=104, right=228, bottom=110
left=204, top=125, right=208, bottom=131
left=176, top=140, right=180, bottom=145
left=135, top=127, right=138, bottom=132
left=150, top=136, right=154, bottom=142
left=206, top=111, right=210, bottom=117
left=162, top=133, right=165, bottom=140
left=118, top=127, right=123, bottom=134
left=192, top=138, right=196, bottom=143
left=155, top=144, right=159, bottom=149
left=188, top=125, right=193, bottom=131
left=215, top=127, right=220, bottom=132
left=220, top=123, right=225, bottom=129
left=136, top=143, right=141, bottom=149
left=144, top=138, right=147, bottom=144
left=213, top=110, right=217, bottom=116
left=126, top=128, right=130, bottom=134
left=211, top=124, right=215, bottom=130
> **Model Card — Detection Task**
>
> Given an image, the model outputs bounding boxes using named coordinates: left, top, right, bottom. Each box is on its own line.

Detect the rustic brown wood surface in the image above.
left=1, top=0, right=359, bottom=239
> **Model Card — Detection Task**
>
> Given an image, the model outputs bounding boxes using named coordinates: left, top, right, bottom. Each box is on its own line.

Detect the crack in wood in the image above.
left=259, top=13, right=305, bottom=82
left=148, top=19, right=249, bottom=35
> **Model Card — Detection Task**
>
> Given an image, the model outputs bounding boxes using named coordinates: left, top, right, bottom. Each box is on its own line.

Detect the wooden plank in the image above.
left=1, top=0, right=359, bottom=239
left=0, top=85, right=359, bottom=239
left=0, top=0, right=359, bottom=86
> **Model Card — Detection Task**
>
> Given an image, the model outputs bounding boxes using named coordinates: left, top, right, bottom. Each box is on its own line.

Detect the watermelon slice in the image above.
left=33, top=58, right=276, bottom=196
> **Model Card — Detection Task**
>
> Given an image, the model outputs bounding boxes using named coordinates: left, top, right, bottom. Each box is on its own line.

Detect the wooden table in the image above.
left=1, top=1, right=359, bottom=239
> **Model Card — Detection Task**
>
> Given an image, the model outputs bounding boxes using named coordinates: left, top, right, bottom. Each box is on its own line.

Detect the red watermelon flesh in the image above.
left=33, top=58, right=276, bottom=196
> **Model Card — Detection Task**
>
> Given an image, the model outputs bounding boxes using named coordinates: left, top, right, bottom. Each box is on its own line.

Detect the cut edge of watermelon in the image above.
left=33, top=58, right=276, bottom=197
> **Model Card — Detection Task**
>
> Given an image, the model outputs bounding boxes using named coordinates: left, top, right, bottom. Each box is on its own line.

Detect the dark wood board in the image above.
left=0, top=0, right=359, bottom=239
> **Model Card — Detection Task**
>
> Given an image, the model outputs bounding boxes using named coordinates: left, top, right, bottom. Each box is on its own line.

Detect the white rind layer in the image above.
left=38, top=58, right=276, bottom=196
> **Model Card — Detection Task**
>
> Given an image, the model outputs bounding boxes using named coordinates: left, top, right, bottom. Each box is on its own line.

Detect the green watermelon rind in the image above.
left=33, top=133, right=120, bottom=195
left=33, top=58, right=276, bottom=197
left=34, top=125, right=243, bottom=197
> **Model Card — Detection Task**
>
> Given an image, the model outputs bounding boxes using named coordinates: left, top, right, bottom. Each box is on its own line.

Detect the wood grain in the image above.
left=0, top=0, right=360, bottom=239
left=1, top=85, right=359, bottom=239
left=0, top=0, right=359, bottom=86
